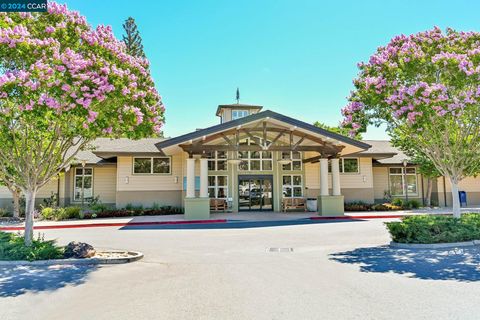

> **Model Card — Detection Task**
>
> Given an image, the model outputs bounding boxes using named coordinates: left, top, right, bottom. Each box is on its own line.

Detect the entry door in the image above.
left=238, top=176, right=273, bottom=211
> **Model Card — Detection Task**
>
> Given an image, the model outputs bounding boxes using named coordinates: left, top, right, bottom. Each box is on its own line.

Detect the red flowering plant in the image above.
left=342, top=27, right=480, bottom=218
left=0, top=2, right=164, bottom=244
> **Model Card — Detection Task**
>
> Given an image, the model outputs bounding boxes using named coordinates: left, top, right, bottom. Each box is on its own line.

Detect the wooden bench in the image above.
left=210, top=198, right=227, bottom=212
left=282, top=198, right=307, bottom=212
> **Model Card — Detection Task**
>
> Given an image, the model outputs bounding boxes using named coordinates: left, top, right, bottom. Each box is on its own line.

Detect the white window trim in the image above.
left=232, top=109, right=249, bottom=120
left=340, top=157, right=360, bottom=174
left=282, top=174, right=303, bottom=198
left=238, top=139, right=273, bottom=171
left=389, top=167, right=418, bottom=196
left=73, top=167, right=94, bottom=202
left=281, top=151, right=303, bottom=171
left=132, top=156, right=172, bottom=175
left=207, top=151, right=228, bottom=171
left=328, top=158, right=360, bottom=174
left=208, top=175, right=228, bottom=199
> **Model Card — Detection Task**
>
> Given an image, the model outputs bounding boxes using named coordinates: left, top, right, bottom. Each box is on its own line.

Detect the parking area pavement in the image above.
left=1, top=218, right=480, bottom=320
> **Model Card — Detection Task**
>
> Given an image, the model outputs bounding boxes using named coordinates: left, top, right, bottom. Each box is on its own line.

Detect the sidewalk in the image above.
left=1, top=206, right=478, bottom=231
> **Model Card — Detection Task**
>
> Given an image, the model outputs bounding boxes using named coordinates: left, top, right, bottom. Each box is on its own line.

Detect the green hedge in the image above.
left=386, top=214, right=480, bottom=244
left=41, top=206, right=81, bottom=221
left=0, top=232, right=64, bottom=261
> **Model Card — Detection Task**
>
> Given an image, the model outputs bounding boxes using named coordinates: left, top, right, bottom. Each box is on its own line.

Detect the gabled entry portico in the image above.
left=156, top=107, right=370, bottom=220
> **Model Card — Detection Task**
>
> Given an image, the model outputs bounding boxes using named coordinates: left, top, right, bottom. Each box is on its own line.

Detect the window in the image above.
left=389, top=167, right=417, bottom=196
left=208, top=175, right=228, bottom=198
left=282, top=174, right=303, bottom=198
left=133, top=157, right=171, bottom=174
left=238, top=139, right=273, bottom=171
left=232, top=110, right=249, bottom=120
left=74, top=167, right=93, bottom=201
left=281, top=151, right=302, bottom=171
left=206, top=151, right=227, bottom=171
left=328, top=158, right=359, bottom=173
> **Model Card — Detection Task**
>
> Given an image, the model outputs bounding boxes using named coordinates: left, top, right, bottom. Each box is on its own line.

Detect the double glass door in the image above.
left=238, top=175, right=273, bottom=211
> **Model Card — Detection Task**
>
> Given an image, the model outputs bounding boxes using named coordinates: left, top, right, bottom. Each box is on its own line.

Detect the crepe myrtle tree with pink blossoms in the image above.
left=342, top=27, right=480, bottom=218
left=0, top=2, right=164, bottom=245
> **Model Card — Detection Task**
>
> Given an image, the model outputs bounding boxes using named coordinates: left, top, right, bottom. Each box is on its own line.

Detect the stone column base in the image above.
left=317, top=195, right=345, bottom=216
left=184, top=197, right=210, bottom=220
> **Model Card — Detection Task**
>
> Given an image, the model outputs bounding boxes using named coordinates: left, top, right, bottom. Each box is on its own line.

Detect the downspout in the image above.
left=443, top=176, right=447, bottom=207
left=421, top=174, right=425, bottom=206
left=57, top=173, right=60, bottom=207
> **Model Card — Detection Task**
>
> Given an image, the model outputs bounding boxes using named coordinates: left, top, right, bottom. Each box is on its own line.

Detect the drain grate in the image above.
left=267, top=247, right=294, bottom=253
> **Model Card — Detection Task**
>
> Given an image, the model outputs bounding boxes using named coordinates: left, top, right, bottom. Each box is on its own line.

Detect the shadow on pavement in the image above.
left=330, top=245, right=480, bottom=282
left=0, top=264, right=99, bottom=297
left=120, top=218, right=365, bottom=230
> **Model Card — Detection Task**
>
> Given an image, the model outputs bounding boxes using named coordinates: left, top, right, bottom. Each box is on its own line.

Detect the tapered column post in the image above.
left=199, top=158, right=208, bottom=198
left=186, top=158, right=196, bottom=198
left=320, top=158, right=329, bottom=196
left=331, top=158, right=341, bottom=196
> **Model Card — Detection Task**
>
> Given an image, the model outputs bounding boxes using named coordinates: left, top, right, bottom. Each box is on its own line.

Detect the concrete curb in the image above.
left=310, top=214, right=404, bottom=220
left=0, top=219, right=228, bottom=231
left=0, top=250, right=143, bottom=266
left=390, top=241, right=480, bottom=249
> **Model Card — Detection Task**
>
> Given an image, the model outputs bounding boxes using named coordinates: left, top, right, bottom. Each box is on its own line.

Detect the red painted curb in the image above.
left=0, top=219, right=228, bottom=231
left=310, top=214, right=405, bottom=220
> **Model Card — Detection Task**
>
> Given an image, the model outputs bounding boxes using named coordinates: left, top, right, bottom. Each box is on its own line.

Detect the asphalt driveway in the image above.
left=1, top=219, right=479, bottom=320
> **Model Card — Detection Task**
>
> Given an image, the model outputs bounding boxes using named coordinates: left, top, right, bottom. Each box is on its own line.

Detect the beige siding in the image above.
left=0, top=186, right=11, bottom=198
left=0, top=178, right=59, bottom=198
left=441, top=176, right=480, bottom=192
left=305, top=157, right=373, bottom=189
left=117, top=154, right=183, bottom=191
left=373, top=167, right=389, bottom=200
left=94, top=166, right=116, bottom=203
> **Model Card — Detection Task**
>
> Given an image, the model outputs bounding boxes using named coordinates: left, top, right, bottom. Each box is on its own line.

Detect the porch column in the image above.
left=199, top=158, right=208, bottom=198
left=331, top=158, right=341, bottom=196
left=186, top=158, right=196, bottom=198
left=320, top=158, right=329, bottom=196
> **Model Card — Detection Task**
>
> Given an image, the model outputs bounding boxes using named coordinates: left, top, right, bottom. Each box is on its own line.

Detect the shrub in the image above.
left=40, top=207, right=56, bottom=220
left=42, top=193, right=58, bottom=208
left=90, top=203, right=108, bottom=213
left=0, top=232, right=64, bottom=261
left=344, top=201, right=372, bottom=211
left=385, top=213, right=480, bottom=244
left=391, top=198, right=404, bottom=207
left=41, top=207, right=80, bottom=221
left=0, top=208, right=11, bottom=218
left=406, top=199, right=421, bottom=209
left=64, top=207, right=81, bottom=219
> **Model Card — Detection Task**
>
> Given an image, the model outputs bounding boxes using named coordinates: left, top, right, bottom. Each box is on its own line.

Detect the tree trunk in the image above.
left=24, top=189, right=37, bottom=246
left=425, top=178, right=433, bottom=207
left=450, top=178, right=461, bottom=218
left=12, top=189, right=20, bottom=218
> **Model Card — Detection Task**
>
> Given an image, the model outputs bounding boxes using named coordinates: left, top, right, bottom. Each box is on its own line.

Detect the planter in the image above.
left=0, top=250, right=143, bottom=266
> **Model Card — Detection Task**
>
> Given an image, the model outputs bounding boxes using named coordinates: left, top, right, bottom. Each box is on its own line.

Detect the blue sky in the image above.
left=62, top=0, right=480, bottom=139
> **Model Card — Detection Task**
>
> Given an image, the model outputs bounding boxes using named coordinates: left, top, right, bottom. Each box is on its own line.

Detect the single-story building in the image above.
left=0, top=103, right=472, bottom=217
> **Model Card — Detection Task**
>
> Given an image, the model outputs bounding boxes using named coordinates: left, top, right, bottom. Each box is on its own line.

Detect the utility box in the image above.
left=459, top=191, right=467, bottom=207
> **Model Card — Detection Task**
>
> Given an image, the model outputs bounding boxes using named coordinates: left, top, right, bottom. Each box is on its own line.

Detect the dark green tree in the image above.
left=122, top=17, right=146, bottom=58
left=313, top=121, right=362, bottom=140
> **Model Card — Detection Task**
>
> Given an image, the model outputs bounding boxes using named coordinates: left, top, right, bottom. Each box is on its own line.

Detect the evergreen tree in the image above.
left=122, top=17, right=146, bottom=58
